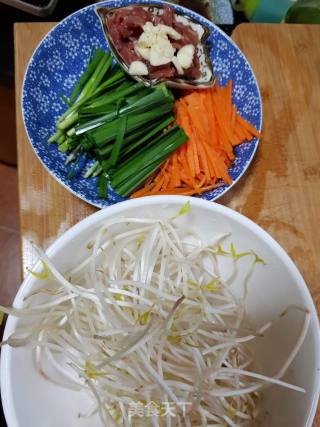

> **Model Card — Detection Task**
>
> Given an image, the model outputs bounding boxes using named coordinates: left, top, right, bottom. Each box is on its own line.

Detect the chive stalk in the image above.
left=97, top=173, right=108, bottom=199
left=49, top=49, right=188, bottom=200
left=110, top=115, right=127, bottom=167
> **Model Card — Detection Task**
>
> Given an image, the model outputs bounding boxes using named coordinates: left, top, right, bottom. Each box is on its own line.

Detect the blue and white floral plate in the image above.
left=22, top=0, right=262, bottom=208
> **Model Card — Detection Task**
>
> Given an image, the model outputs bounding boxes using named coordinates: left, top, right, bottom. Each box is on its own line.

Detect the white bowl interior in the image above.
left=1, top=196, right=319, bottom=427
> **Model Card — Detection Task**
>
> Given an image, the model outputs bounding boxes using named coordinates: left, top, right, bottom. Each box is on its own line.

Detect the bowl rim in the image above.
left=1, top=195, right=319, bottom=427
left=21, top=0, right=263, bottom=209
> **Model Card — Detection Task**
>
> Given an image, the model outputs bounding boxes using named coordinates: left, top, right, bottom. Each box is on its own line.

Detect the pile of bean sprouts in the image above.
left=0, top=204, right=310, bottom=427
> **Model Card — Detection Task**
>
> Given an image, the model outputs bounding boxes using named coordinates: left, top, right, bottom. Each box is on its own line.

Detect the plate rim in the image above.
left=21, top=0, right=263, bottom=209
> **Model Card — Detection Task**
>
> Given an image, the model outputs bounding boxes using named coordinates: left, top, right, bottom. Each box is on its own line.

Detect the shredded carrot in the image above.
left=171, top=151, right=181, bottom=187
left=130, top=80, right=261, bottom=198
left=231, top=105, right=236, bottom=128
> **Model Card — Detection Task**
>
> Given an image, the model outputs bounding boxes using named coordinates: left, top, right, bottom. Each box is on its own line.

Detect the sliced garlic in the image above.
left=150, top=39, right=175, bottom=66
left=134, top=43, right=151, bottom=61
left=157, top=24, right=182, bottom=40
left=172, top=56, right=183, bottom=75
left=138, top=27, right=158, bottom=46
left=143, top=21, right=155, bottom=33
left=128, top=61, right=149, bottom=76
left=177, top=44, right=195, bottom=69
left=134, top=22, right=183, bottom=69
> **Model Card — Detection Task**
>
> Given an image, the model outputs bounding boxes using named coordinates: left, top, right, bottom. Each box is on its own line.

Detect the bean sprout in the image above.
left=0, top=207, right=309, bottom=426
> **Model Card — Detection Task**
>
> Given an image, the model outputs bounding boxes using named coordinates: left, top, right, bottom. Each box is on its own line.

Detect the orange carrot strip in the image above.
left=178, top=104, right=196, bottom=178
left=161, top=158, right=170, bottom=172
left=183, top=96, right=207, bottom=141
left=131, top=79, right=261, bottom=198
left=191, top=133, right=200, bottom=175
left=181, top=156, right=196, bottom=188
left=212, top=93, right=238, bottom=153
left=203, top=91, right=217, bottom=148
left=231, top=105, right=236, bottom=128
left=236, top=114, right=261, bottom=139
left=200, top=142, right=217, bottom=179
left=234, top=122, right=248, bottom=143
left=202, top=143, right=221, bottom=179
left=152, top=175, right=165, bottom=192
left=162, top=169, right=170, bottom=191
left=130, top=184, right=154, bottom=198
left=144, top=187, right=200, bottom=196
left=196, top=139, right=211, bottom=184
left=171, top=151, right=181, bottom=187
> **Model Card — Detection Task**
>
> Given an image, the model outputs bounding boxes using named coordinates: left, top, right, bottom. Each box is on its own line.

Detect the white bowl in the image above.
left=1, top=196, right=319, bottom=427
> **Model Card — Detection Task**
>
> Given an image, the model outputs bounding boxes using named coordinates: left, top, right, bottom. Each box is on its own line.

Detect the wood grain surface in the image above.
left=221, top=25, right=320, bottom=323
left=223, top=24, right=320, bottom=426
left=14, top=22, right=319, bottom=424
left=14, top=23, right=97, bottom=273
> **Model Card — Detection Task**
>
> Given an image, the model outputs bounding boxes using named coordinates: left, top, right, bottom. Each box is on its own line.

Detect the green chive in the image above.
left=110, top=115, right=127, bottom=167
left=69, top=48, right=104, bottom=104
left=97, top=173, right=108, bottom=199
left=66, top=149, right=83, bottom=179
left=111, top=128, right=187, bottom=194
left=60, top=95, right=72, bottom=108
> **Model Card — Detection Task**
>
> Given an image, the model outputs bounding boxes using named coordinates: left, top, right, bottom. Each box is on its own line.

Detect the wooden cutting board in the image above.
left=14, top=22, right=320, bottom=425
left=222, top=23, right=320, bottom=304
left=222, top=23, right=320, bottom=315
left=14, top=23, right=97, bottom=272
left=223, top=24, right=320, bottom=426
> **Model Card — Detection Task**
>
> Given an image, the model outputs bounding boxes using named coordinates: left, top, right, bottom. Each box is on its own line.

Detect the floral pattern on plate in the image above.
left=22, top=0, right=262, bottom=208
